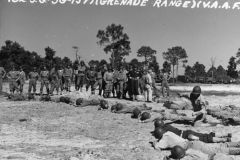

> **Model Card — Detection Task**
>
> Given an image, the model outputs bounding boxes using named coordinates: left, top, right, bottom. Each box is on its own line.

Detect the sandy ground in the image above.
left=1, top=83, right=240, bottom=160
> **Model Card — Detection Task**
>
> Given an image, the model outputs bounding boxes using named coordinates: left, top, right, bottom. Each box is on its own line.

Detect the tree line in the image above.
left=1, top=23, right=239, bottom=83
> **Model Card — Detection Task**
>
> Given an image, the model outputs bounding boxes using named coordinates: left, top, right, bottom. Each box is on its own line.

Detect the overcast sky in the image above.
left=1, top=0, right=240, bottom=74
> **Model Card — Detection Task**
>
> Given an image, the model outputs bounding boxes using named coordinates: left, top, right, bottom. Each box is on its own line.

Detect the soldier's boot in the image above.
left=99, top=90, right=102, bottom=96
left=80, top=87, right=82, bottom=92
left=60, top=91, right=62, bottom=95
left=68, top=87, right=71, bottom=92
left=229, top=148, right=240, bottom=155
left=47, top=89, right=50, bottom=95
left=120, top=92, right=123, bottom=99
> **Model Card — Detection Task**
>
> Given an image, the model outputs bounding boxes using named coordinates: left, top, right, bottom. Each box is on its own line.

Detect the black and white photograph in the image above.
left=1, top=0, right=240, bottom=159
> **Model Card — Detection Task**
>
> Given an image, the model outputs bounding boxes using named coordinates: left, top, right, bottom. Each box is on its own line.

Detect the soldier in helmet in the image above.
left=153, top=119, right=231, bottom=143
left=28, top=67, right=39, bottom=95
left=110, top=103, right=152, bottom=115
left=164, top=145, right=235, bottom=160
left=152, top=127, right=240, bottom=156
left=116, top=66, right=127, bottom=99
left=0, top=63, right=6, bottom=94
left=86, top=65, right=97, bottom=95
left=40, top=66, right=50, bottom=95
left=112, top=66, right=119, bottom=98
left=63, top=64, right=73, bottom=92
left=7, top=65, right=20, bottom=94
left=18, top=66, right=26, bottom=94
left=103, top=66, right=113, bottom=98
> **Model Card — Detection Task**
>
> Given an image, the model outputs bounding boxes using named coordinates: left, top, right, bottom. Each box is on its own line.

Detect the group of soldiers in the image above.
left=0, top=64, right=73, bottom=96
left=0, top=61, right=171, bottom=102
left=74, top=61, right=171, bottom=101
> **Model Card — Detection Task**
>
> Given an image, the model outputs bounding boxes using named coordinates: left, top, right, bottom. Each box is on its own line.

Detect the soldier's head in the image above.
left=12, top=65, right=15, bottom=71
left=133, top=64, right=138, bottom=70
left=33, top=67, right=37, bottom=72
left=119, top=66, right=123, bottom=72
left=131, top=108, right=141, bottom=118
left=140, top=112, right=151, bottom=121
left=19, top=66, right=23, bottom=71
left=67, top=64, right=70, bottom=68
left=43, top=66, right=47, bottom=70
left=191, top=86, right=201, bottom=99
left=90, top=66, right=94, bottom=71
left=148, top=68, right=152, bottom=73
left=170, top=145, right=186, bottom=159
left=80, top=60, right=85, bottom=66
left=108, top=66, right=113, bottom=72
left=154, top=127, right=166, bottom=140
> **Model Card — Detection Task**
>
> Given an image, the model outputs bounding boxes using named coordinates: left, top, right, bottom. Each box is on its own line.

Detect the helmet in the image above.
left=171, top=145, right=185, bottom=159
left=28, top=94, right=35, bottom=100
left=154, top=119, right=164, bottom=128
left=116, top=103, right=123, bottom=111
left=192, top=86, right=201, bottom=94
left=131, top=108, right=141, bottom=118
left=140, top=112, right=151, bottom=121
left=154, top=127, right=166, bottom=139
left=90, top=66, right=94, bottom=69
left=100, top=100, right=108, bottom=109
left=45, top=95, right=51, bottom=101
left=60, top=96, right=65, bottom=103
left=111, top=104, right=117, bottom=112
left=64, top=97, right=71, bottom=104
left=76, top=98, right=83, bottom=105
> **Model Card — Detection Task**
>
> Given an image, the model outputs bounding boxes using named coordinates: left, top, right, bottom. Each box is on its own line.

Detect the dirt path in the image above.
left=1, top=83, right=240, bottom=159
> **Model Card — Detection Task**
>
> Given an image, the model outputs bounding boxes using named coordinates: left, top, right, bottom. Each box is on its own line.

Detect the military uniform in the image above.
left=93, top=71, right=103, bottom=96
left=28, top=71, right=39, bottom=94
left=76, top=65, right=86, bottom=91
left=7, top=70, right=20, bottom=93
left=161, top=72, right=170, bottom=97
left=116, top=71, right=127, bottom=99
left=103, top=71, right=113, bottom=97
left=50, top=69, right=59, bottom=95
left=86, top=70, right=97, bottom=94
left=0, top=67, right=6, bottom=94
left=63, top=67, right=73, bottom=91
left=40, top=70, right=50, bottom=94
left=57, top=69, right=64, bottom=93
left=112, top=70, right=119, bottom=97
left=18, top=71, right=26, bottom=93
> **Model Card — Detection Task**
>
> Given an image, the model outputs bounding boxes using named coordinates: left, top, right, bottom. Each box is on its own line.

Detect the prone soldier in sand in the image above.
left=28, top=67, right=39, bottom=95
left=110, top=103, right=152, bottom=115
left=40, top=66, right=50, bottom=95
left=153, top=119, right=231, bottom=143
left=7, top=66, right=20, bottom=95
left=152, top=127, right=240, bottom=156
left=17, top=66, right=26, bottom=94
left=0, top=64, right=6, bottom=94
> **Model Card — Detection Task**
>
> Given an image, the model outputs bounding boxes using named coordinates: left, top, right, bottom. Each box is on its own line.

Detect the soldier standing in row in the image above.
left=116, top=66, right=127, bottom=99
left=28, top=67, right=39, bottom=95
left=103, top=66, right=113, bottom=98
left=7, top=66, right=20, bottom=95
left=63, top=64, right=73, bottom=92
left=18, top=66, right=26, bottom=94
left=112, top=67, right=119, bottom=98
left=0, top=64, right=6, bottom=94
left=57, top=65, right=64, bottom=95
left=76, top=60, right=86, bottom=92
left=161, top=69, right=170, bottom=97
left=86, top=66, right=96, bottom=95
left=40, top=66, right=50, bottom=95
left=50, top=66, right=59, bottom=96
left=93, top=67, right=103, bottom=96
